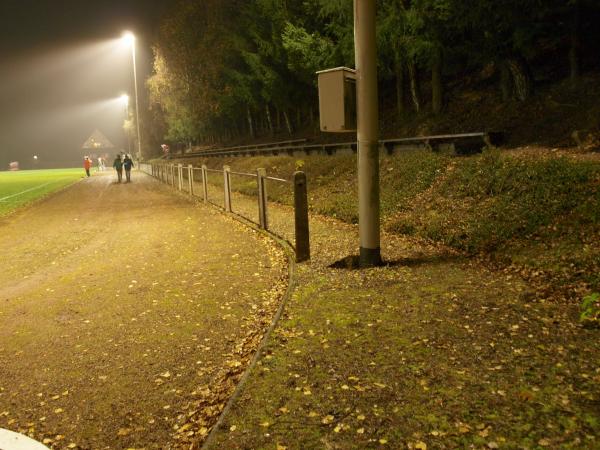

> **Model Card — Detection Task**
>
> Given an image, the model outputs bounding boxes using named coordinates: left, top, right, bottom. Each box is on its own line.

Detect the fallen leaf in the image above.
left=322, top=415, right=334, bottom=425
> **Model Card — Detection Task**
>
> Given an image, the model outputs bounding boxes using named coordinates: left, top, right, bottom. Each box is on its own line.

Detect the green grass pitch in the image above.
left=0, top=168, right=83, bottom=216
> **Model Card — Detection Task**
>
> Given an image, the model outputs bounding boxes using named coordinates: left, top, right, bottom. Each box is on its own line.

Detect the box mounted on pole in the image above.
left=316, top=67, right=357, bottom=133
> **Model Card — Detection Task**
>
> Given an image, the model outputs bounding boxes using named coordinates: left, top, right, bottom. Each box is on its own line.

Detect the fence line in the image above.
left=141, top=162, right=310, bottom=263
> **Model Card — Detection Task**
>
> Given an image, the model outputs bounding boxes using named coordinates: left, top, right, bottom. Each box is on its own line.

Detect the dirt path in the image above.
left=0, top=172, right=288, bottom=449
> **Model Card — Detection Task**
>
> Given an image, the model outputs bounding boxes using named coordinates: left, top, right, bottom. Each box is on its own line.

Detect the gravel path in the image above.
left=0, top=171, right=288, bottom=449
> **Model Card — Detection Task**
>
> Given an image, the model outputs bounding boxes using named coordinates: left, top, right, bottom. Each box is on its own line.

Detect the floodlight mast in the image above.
left=122, top=31, right=142, bottom=162
left=119, top=94, right=132, bottom=154
left=355, top=0, right=382, bottom=267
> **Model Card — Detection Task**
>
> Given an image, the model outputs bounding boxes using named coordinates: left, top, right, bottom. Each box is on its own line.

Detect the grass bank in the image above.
left=0, top=168, right=83, bottom=216
left=198, top=190, right=600, bottom=450
left=172, top=148, right=600, bottom=297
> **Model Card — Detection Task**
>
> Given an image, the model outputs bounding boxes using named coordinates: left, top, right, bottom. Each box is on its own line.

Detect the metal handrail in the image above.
left=167, top=131, right=503, bottom=159
left=266, top=176, right=291, bottom=183
left=230, top=171, right=258, bottom=178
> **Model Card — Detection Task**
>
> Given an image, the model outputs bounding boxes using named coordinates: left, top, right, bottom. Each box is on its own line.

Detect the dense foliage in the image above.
left=145, top=0, right=600, bottom=149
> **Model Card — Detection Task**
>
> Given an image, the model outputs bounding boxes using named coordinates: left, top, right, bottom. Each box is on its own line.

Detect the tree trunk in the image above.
left=265, top=104, right=273, bottom=136
left=500, top=61, right=512, bottom=102
left=309, top=104, right=315, bottom=127
left=296, top=108, right=301, bottom=129
left=395, top=58, right=404, bottom=118
left=276, top=107, right=282, bottom=131
left=569, top=0, right=581, bottom=83
left=283, top=110, right=293, bottom=135
left=506, top=56, right=533, bottom=101
left=431, top=48, right=443, bottom=114
left=246, top=106, right=255, bottom=139
left=407, top=59, right=421, bottom=113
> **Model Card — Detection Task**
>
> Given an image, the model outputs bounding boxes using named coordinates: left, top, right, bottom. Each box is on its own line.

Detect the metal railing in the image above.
left=168, top=131, right=504, bottom=159
left=142, top=162, right=310, bottom=262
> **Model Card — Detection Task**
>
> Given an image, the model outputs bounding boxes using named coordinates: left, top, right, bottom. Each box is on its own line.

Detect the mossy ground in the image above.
left=202, top=194, right=600, bottom=450
left=175, top=146, right=600, bottom=297
left=162, top=147, right=600, bottom=448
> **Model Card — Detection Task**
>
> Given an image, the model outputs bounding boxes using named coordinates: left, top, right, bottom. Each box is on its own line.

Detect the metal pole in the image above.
left=223, top=165, right=232, bottom=212
left=132, top=42, right=142, bottom=162
left=257, top=168, right=268, bottom=230
left=178, top=164, right=183, bottom=191
left=188, top=164, right=194, bottom=196
left=201, top=165, right=209, bottom=203
left=355, top=0, right=381, bottom=267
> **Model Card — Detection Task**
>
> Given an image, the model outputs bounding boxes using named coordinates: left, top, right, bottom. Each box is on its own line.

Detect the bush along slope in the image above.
left=178, top=148, right=600, bottom=297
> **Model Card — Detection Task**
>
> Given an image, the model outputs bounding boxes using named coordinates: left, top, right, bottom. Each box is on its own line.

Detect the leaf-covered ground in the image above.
left=204, top=193, right=600, bottom=449
left=0, top=172, right=288, bottom=449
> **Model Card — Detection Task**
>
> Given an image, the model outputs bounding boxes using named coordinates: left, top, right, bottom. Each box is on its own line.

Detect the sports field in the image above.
left=0, top=168, right=83, bottom=216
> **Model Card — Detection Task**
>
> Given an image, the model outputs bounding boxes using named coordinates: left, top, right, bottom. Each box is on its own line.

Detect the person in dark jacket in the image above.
left=123, top=154, right=134, bottom=183
left=113, top=154, right=124, bottom=183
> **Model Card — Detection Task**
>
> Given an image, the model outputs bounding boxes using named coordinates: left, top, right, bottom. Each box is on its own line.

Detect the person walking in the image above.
left=123, top=154, right=134, bottom=183
left=113, top=154, right=124, bottom=183
left=83, top=156, right=92, bottom=177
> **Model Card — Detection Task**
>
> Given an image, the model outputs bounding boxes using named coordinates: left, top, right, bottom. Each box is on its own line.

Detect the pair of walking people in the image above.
left=113, top=154, right=134, bottom=183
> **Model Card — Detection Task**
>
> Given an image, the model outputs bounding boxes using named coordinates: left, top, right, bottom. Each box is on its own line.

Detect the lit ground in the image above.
left=0, top=171, right=287, bottom=449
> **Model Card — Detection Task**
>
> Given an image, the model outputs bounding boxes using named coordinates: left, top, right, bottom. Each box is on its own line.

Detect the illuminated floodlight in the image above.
left=121, top=31, right=135, bottom=47
left=33, top=155, right=38, bottom=160
left=119, top=94, right=130, bottom=106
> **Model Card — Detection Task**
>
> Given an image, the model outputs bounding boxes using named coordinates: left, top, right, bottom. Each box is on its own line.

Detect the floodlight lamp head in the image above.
left=121, top=31, right=135, bottom=47
left=119, top=94, right=130, bottom=106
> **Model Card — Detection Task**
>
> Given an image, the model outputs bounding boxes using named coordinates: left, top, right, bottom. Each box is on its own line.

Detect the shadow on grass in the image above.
left=329, top=253, right=467, bottom=270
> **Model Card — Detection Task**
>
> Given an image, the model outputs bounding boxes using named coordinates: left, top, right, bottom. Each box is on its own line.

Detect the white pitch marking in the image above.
left=0, top=181, right=54, bottom=202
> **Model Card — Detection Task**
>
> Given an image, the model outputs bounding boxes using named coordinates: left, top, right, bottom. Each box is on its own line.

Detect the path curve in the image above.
left=0, top=172, right=288, bottom=449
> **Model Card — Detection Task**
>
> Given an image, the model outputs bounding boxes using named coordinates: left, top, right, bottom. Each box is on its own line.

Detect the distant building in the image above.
left=81, top=129, right=115, bottom=152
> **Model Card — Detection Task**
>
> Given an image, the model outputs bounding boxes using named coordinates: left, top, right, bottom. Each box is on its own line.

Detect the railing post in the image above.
left=294, top=171, right=310, bottom=262
left=171, top=164, right=176, bottom=187
left=188, top=164, right=194, bottom=196
left=257, top=168, right=268, bottom=230
left=223, top=165, right=232, bottom=212
left=178, top=164, right=183, bottom=191
left=201, top=165, right=208, bottom=203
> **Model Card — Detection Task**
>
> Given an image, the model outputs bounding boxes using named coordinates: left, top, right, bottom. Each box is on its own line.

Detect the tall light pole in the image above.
left=122, top=31, right=142, bottom=162
left=354, top=0, right=381, bottom=267
left=119, top=94, right=132, bottom=154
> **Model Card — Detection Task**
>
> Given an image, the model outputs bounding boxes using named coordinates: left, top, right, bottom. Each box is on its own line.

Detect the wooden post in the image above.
left=171, top=165, right=176, bottom=187
left=223, top=165, right=232, bottom=212
left=188, top=164, right=194, bottom=196
left=201, top=165, right=208, bottom=203
left=294, top=171, right=310, bottom=262
left=257, top=168, right=268, bottom=230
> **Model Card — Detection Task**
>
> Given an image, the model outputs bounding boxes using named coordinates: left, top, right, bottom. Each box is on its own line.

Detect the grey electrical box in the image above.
left=317, top=67, right=356, bottom=132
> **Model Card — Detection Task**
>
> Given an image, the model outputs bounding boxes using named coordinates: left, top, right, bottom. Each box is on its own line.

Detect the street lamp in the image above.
left=119, top=94, right=132, bottom=154
left=121, top=31, right=142, bottom=162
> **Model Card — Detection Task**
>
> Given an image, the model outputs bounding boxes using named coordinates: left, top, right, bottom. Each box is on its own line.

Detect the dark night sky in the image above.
left=0, top=0, right=175, bottom=169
